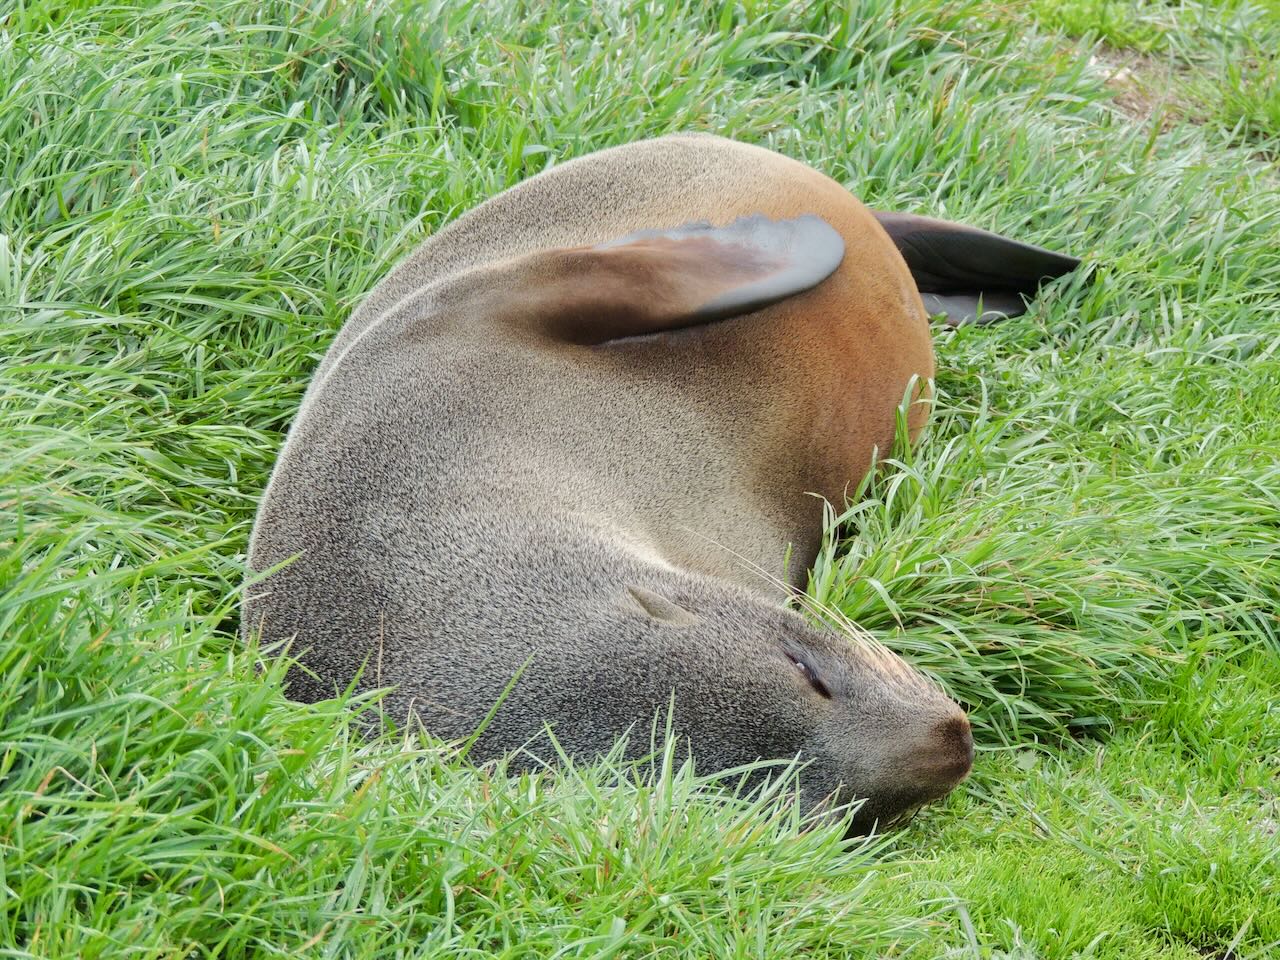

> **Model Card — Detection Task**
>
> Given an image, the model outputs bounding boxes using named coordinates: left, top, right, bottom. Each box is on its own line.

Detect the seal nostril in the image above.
left=930, top=714, right=974, bottom=783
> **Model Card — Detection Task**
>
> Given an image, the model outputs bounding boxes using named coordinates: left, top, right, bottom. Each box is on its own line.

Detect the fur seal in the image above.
left=245, top=133, right=1080, bottom=831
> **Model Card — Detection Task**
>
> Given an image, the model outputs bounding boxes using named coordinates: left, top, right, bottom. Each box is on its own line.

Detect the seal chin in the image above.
left=797, top=785, right=934, bottom=838
left=840, top=791, right=937, bottom=837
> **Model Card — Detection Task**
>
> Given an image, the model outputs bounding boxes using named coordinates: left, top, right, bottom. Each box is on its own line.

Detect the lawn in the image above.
left=2, top=0, right=1278, bottom=957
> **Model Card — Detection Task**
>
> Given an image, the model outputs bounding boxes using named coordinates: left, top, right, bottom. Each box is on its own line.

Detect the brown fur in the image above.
left=246, top=133, right=1080, bottom=830
left=301, top=134, right=933, bottom=587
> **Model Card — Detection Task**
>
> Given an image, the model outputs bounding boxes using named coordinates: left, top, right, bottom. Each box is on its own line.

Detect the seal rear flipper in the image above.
left=482, top=213, right=845, bottom=345
left=871, top=210, right=1082, bottom=327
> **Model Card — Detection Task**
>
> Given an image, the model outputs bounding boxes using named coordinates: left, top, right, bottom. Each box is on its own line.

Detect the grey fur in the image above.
left=241, top=134, right=1068, bottom=831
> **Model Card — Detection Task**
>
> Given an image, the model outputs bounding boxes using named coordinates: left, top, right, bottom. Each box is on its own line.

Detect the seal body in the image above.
left=289, top=134, right=934, bottom=586
left=246, top=134, right=1080, bottom=828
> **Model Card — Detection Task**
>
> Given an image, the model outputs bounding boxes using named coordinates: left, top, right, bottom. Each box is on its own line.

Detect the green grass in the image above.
left=2, top=0, right=1278, bottom=957
left=1022, top=0, right=1280, bottom=146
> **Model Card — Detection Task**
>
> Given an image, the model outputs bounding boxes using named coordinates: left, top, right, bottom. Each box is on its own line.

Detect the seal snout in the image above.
left=914, top=712, right=974, bottom=795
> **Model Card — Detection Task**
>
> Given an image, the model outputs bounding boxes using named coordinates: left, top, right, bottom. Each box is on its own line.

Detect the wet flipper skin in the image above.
left=872, top=210, right=1082, bottom=326
left=596, top=213, right=846, bottom=327
left=477, top=213, right=846, bottom=345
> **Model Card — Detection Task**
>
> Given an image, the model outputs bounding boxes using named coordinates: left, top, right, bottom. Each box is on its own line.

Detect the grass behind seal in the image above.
left=2, top=0, right=1278, bottom=956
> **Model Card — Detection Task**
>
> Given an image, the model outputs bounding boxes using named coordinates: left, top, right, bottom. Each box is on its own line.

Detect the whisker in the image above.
left=673, top=519, right=919, bottom=677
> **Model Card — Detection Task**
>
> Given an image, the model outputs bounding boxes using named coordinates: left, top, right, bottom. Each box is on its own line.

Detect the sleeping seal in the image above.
left=244, top=133, right=1080, bottom=831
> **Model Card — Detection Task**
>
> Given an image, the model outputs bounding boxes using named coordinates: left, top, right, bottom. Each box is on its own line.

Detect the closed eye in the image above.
left=790, top=655, right=832, bottom=699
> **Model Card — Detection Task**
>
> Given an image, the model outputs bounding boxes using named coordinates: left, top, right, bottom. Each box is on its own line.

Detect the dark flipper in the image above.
left=595, top=213, right=846, bottom=327
left=438, top=213, right=846, bottom=346
left=871, top=211, right=1082, bottom=327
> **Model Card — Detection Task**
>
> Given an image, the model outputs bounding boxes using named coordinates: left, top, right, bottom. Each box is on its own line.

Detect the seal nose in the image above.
left=922, top=713, right=974, bottom=791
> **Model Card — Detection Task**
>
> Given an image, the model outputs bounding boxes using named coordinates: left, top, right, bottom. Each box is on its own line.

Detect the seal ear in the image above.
left=871, top=211, right=1082, bottom=327
left=625, top=586, right=700, bottom=627
left=487, top=213, right=844, bottom=345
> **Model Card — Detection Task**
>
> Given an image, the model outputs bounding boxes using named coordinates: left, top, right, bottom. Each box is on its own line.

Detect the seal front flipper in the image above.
left=481, top=213, right=845, bottom=344
left=871, top=210, right=1082, bottom=327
